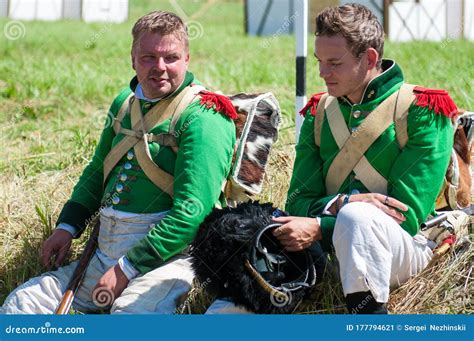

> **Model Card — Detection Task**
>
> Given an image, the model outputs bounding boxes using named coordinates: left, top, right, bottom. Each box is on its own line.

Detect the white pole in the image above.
left=295, top=0, right=308, bottom=142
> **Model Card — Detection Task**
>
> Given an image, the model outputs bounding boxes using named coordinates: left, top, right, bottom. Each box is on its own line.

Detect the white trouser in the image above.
left=206, top=202, right=434, bottom=313
left=333, top=202, right=433, bottom=303
left=1, top=208, right=194, bottom=314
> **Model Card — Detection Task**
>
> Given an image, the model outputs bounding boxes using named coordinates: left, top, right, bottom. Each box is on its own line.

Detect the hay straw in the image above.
left=389, top=236, right=473, bottom=314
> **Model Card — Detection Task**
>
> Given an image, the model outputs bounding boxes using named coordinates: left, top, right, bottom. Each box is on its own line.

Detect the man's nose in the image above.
left=156, top=57, right=166, bottom=71
left=319, top=64, right=331, bottom=79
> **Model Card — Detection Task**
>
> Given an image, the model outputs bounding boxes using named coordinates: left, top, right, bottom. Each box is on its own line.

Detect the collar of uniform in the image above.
left=129, top=70, right=195, bottom=101
left=135, top=84, right=162, bottom=102
left=341, top=59, right=403, bottom=106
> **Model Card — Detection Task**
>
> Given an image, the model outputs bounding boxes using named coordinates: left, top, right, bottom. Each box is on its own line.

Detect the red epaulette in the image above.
left=199, top=90, right=238, bottom=120
left=413, top=86, right=457, bottom=118
left=299, top=92, right=326, bottom=117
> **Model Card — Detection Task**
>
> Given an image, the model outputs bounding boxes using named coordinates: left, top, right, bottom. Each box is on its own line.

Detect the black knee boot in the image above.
left=345, top=291, right=388, bottom=314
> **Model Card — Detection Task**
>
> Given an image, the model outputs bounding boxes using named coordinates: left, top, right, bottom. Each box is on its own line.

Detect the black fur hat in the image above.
left=190, top=201, right=317, bottom=314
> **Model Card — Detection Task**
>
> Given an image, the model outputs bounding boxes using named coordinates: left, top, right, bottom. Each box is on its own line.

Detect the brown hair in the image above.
left=132, top=11, right=189, bottom=52
left=315, top=3, right=384, bottom=67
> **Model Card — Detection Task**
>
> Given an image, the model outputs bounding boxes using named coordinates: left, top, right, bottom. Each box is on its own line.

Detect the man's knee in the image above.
left=333, top=202, right=375, bottom=245
left=337, top=201, right=377, bottom=226
left=111, top=281, right=192, bottom=314
left=111, top=269, right=193, bottom=314
left=1, top=274, right=62, bottom=314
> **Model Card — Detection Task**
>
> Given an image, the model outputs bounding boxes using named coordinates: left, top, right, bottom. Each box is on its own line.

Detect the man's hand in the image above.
left=271, top=216, right=321, bottom=252
left=41, top=229, right=73, bottom=270
left=349, top=193, right=408, bottom=224
left=92, top=264, right=129, bottom=306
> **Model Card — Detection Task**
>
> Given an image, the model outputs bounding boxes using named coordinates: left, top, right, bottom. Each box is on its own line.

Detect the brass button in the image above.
left=124, top=162, right=132, bottom=170
left=120, top=173, right=127, bottom=182
left=116, top=184, right=123, bottom=193
left=368, top=90, right=375, bottom=99
left=143, top=102, right=152, bottom=110
left=352, top=110, right=361, bottom=118
left=126, top=151, right=134, bottom=160
left=112, top=196, right=120, bottom=205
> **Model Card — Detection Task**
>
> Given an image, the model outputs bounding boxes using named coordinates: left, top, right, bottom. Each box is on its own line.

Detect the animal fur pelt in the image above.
left=190, top=201, right=318, bottom=314
left=437, top=110, right=473, bottom=210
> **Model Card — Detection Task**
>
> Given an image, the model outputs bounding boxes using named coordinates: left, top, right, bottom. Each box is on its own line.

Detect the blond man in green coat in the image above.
left=2, top=10, right=236, bottom=314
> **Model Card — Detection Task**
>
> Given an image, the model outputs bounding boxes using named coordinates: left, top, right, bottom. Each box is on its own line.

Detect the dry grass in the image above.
left=0, top=166, right=89, bottom=303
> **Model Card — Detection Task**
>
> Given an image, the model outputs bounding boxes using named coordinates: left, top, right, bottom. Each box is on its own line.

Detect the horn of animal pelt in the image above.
left=189, top=201, right=313, bottom=314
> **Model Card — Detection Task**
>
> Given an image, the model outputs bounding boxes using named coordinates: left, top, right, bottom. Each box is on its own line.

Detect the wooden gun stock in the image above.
left=55, top=218, right=100, bottom=314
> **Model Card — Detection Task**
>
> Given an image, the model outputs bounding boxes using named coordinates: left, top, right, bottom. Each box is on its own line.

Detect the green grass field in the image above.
left=0, top=0, right=473, bottom=313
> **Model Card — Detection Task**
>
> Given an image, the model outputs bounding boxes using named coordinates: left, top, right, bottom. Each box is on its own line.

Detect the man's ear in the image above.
left=184, top=52, right=190, bottom=66
left=131, top=51, right=136, bottom=70
left=366, top=48, right=379, bottom=70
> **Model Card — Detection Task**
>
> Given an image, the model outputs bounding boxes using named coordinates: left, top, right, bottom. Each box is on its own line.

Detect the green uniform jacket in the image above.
left=286, top=60, right=454, bottom=252
left=57, top=71, right=236, bottom=274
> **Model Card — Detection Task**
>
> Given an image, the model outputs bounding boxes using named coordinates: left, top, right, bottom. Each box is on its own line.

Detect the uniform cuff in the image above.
left=56, top=201, right=93, bottom=236
left=118, top=256, right=140, bottom=281
left=126, top=238, right=165, bottom=275
left=322, top=195, right=340, bottom=215
left=56, top=223, right=79, bottom=238
left=319, top=216, right=337, bottom=253
left=315, top=216, right=322, bottom=227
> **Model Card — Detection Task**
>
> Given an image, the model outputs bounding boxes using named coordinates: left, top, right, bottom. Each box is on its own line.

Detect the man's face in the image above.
left=132, top=32, right=189, bottom=99
left=315, top=34, right=370, bottom=103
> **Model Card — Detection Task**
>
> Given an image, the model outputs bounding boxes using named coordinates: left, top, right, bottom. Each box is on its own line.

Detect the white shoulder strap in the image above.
left=113, top=93, right=133, bottom=134
left=325, top=95, right=393, bottom=195
left=313, top=94, right=329, bottom=147
left=394, top=83, right=416, bottom=149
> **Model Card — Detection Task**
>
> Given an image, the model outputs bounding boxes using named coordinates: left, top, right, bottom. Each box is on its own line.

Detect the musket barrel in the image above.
left=420, top=213, right=448, bottom=230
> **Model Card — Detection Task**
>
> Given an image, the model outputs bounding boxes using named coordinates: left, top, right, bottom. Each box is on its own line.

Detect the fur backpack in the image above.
left=222, top=93, right=281, bottom=205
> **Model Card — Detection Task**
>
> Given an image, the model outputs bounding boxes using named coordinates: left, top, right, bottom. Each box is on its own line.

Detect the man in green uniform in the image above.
left=271, top=4, right=456, bottom=314
left=2, top=10, right=236, bottom=314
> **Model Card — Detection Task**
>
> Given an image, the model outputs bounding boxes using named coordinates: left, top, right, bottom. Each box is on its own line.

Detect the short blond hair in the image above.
left=316, top=3, right=384, bottom=68
left=132, top=11, right=189, bottom=52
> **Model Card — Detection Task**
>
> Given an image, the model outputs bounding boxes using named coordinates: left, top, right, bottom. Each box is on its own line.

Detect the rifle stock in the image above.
left=55, top=218, right=100, bottom=314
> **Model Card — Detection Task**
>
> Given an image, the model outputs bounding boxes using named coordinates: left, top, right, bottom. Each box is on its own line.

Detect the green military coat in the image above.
left=287, top=60, right=455, bottom=251
left=57, top=71, right=236, bottom=273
